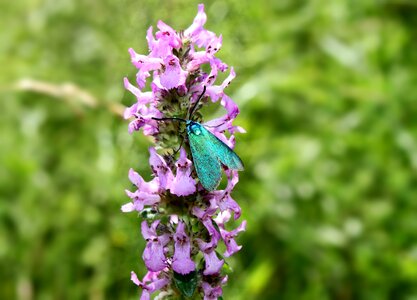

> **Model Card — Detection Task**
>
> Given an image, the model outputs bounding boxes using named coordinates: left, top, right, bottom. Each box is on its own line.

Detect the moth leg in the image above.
left=172, top=131, right=185, bottom=155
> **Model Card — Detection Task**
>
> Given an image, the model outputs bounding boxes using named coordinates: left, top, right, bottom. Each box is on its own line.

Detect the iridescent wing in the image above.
left=213, top=134, right=244, bottom=171
left=187, top=122, right=243, bottom=191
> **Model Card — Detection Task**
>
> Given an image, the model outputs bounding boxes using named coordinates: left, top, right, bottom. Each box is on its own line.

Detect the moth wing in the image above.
left=203, top=128, right=244, bottom=171
left=188, top=128, right=222, bottom=191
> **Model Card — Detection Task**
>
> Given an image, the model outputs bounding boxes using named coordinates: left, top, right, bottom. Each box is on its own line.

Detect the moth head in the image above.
left=187, top=121, right=203, bottom=136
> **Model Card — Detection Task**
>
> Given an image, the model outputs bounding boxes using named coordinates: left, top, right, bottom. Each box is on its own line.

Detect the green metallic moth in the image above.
left=152, top=87, right=244, bottom=191
left=186, top=119, right=243, bottom=191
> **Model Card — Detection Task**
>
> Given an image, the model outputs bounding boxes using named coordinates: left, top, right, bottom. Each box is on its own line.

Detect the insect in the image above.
left=152, top=86, right=244, bottom=191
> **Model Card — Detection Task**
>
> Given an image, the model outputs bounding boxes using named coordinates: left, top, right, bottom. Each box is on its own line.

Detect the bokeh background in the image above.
left=2, top=0, right=417, bottom=299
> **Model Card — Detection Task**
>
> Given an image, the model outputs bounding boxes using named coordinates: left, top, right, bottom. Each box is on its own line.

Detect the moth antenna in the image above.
left=187, top=86, right=207, bottom=120
left=152, top=117, right=187, bottom=123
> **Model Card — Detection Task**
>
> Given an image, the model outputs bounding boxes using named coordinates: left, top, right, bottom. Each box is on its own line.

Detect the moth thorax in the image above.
left=189, top=123, right=202, bottom=135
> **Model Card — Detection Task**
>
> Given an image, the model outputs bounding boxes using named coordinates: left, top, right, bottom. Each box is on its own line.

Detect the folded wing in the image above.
left=188, top=127, right=222, bottom=191
left=188, top=124, right=243, bottom=191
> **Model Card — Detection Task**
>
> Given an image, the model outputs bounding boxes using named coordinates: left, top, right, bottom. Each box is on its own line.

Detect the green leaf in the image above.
left=173, top=271, right=198, bottom=298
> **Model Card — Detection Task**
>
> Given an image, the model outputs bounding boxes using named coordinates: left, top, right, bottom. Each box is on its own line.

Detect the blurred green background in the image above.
left=2, top=0, right=417, bottom=299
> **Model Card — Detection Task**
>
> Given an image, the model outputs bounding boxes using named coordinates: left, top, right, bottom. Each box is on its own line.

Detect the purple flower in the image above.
left=184, top=4, right=206, bottom=39
left=202, top=281, right=223, bottom=300
left=123, top=77, right=161, bottom=135
left=123, top=78, right=154, bottom=113
left=186, top=51, right=210, bottom=72
left=193, top=200, right=223, bottom=275
left=129, top=48, right=163, bottom=70
left=122, top=168, right=160, bottom=213
left=170, top=148, right=196, bottom=196
left=215, top=211, right=247, bottom=257
left=193, top=199, right=221, bottom=243
left=147, top=26, right=174, bottom=59
left=155, top=21, right=182, bottom=49
left=128, top=168, right=159, bottom=194
left=129, top=48, right=163, bottom=89
left=184, top=4, right=217, bottom=49
left=205, top=95, right=239, bottom=126
left=186, top=36, right=223, bottom=72
left=172, top=221, right=195, bottom=274
left=210, top=170, right=242, bottom=219
left=198, top=238, right=224, bottom=275
left=159, top=55, right=187, bottom=90
left=204, top=94, right=245, bottom=135
left=141, top=220, right=170, bottom=272
left=149, top=147, right=174, bottom=191
left=131, top=271, right=169, bottom=300
left=205, top=67, right=236, bottom=103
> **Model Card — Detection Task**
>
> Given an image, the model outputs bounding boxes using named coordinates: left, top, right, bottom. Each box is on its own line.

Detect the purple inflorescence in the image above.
left=123, top=4, right=245, bottom=299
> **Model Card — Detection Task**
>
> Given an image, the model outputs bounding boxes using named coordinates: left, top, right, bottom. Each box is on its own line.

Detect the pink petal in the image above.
left=172, top=222, right=195, bottom=274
